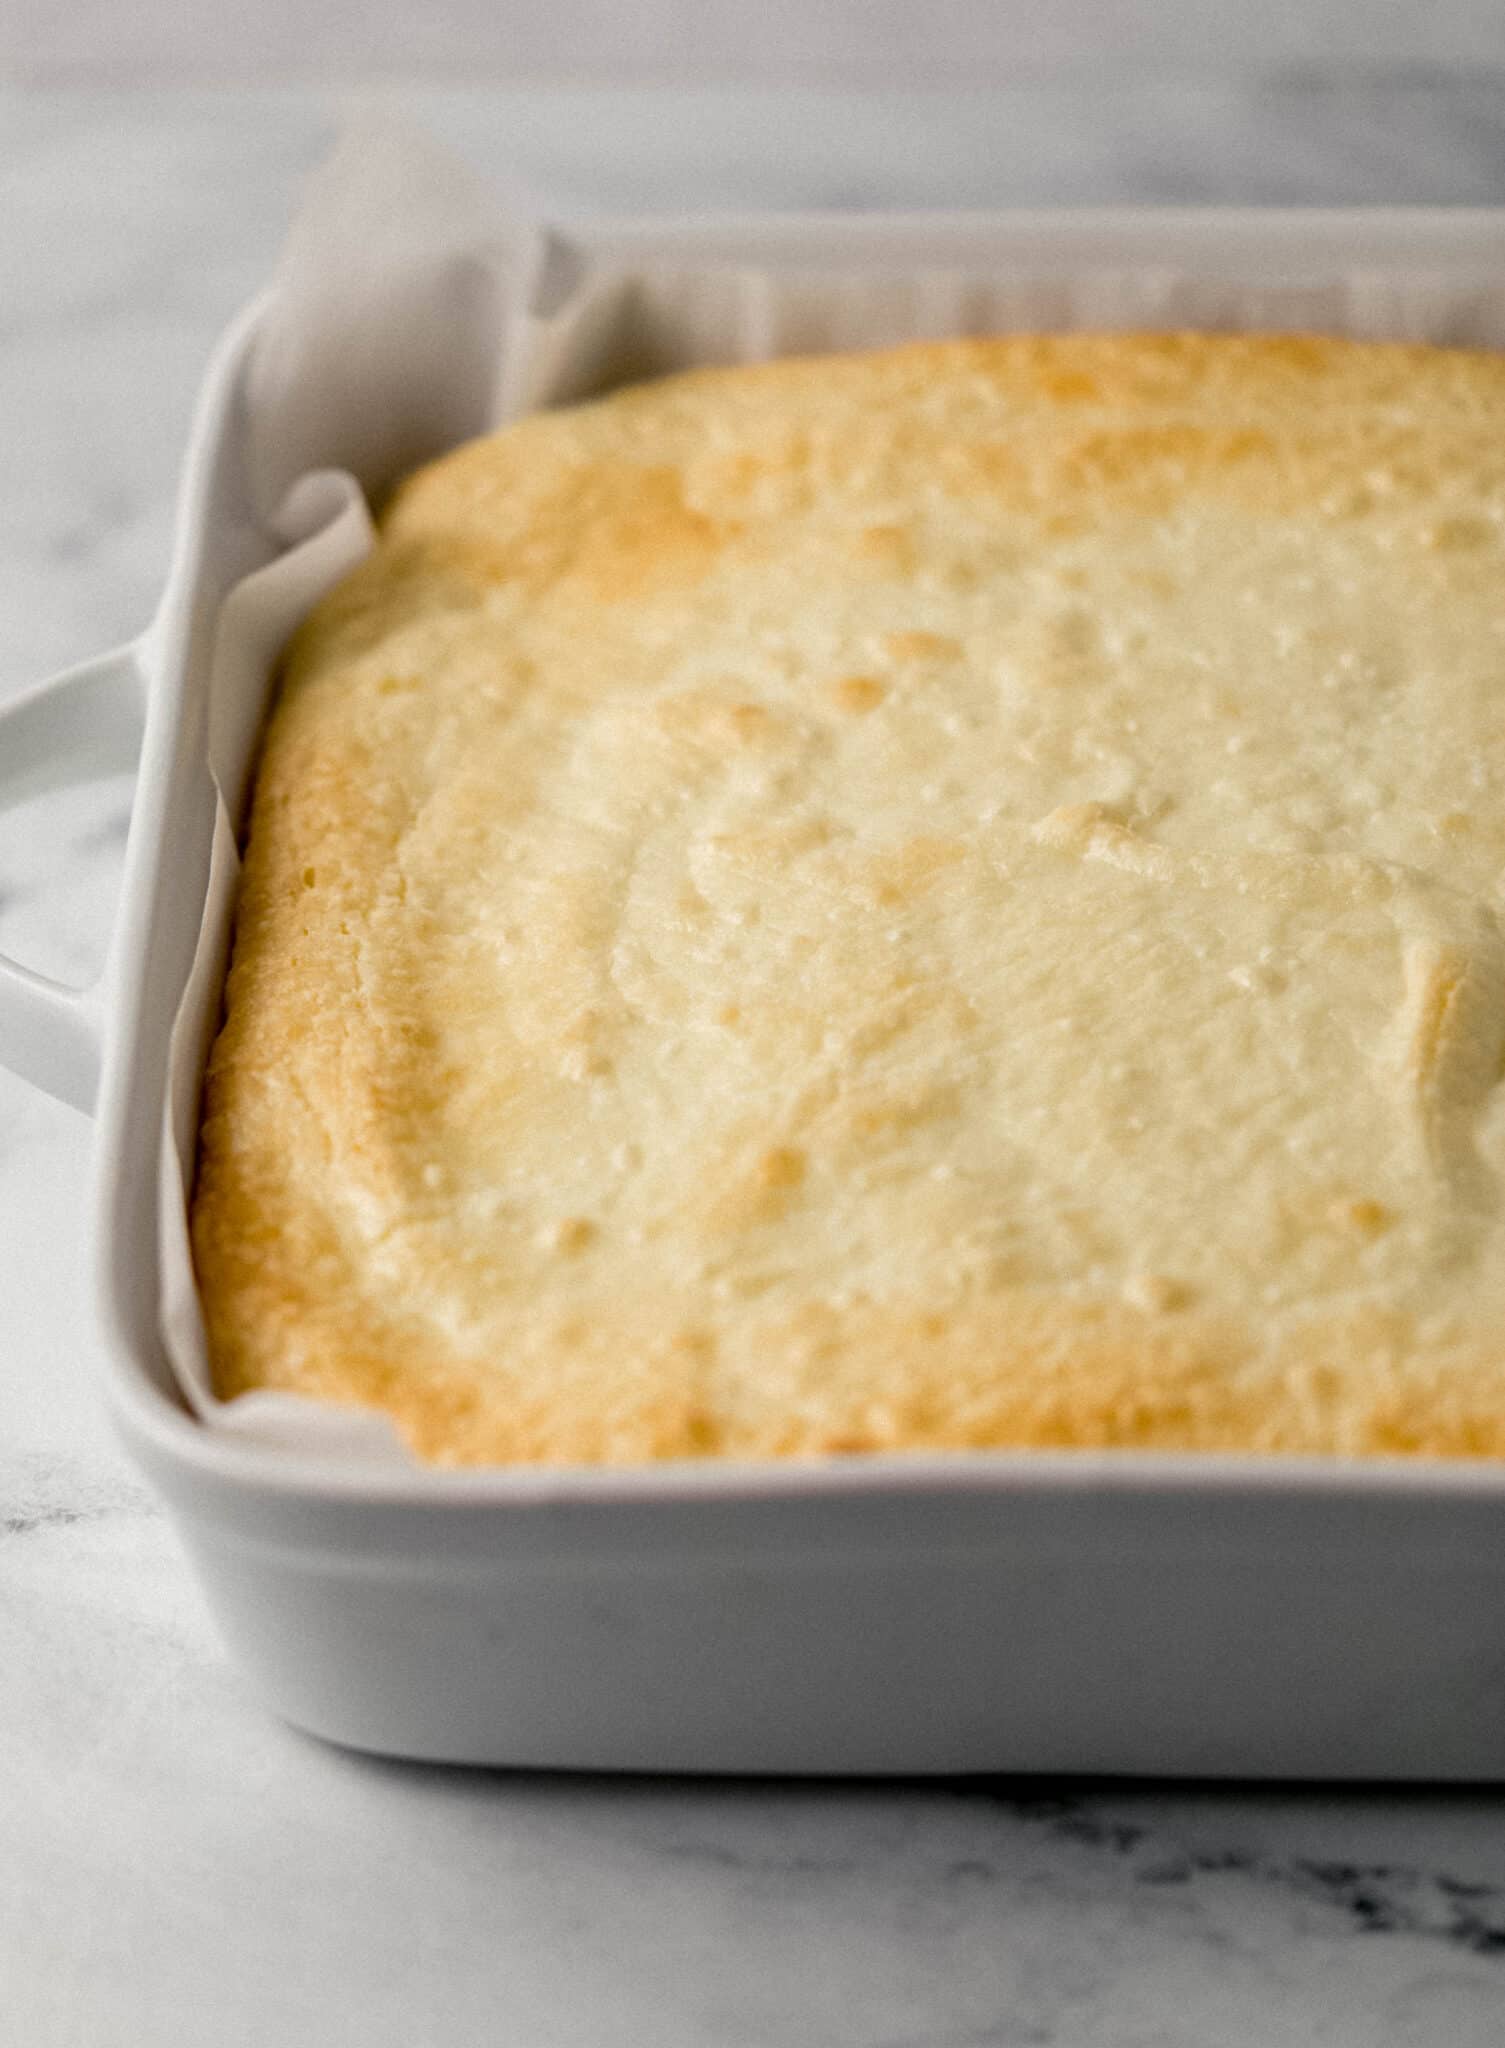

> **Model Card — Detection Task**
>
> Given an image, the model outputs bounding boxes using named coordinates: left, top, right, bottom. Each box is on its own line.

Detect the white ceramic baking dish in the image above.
left=9, top=208, right=1505, bottom=1776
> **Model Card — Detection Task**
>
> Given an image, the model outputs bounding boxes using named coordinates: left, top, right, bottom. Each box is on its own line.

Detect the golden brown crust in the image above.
left=193, top=332, right=1505, bottom=1465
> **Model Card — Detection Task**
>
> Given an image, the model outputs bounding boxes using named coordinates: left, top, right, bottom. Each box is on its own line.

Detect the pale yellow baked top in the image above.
left=193, top=331, right=1505, bottom=1465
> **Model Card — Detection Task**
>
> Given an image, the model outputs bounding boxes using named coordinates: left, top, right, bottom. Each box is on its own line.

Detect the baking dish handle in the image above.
left=0, top=642, right=146, bottom=1114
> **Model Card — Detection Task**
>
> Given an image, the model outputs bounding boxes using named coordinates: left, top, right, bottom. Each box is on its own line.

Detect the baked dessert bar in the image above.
left=193, top=333, right=1505, bottom=1463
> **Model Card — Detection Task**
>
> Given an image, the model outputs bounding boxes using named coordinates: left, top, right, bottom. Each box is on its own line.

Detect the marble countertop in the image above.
left=6, top=84, right=1505, bottom=2047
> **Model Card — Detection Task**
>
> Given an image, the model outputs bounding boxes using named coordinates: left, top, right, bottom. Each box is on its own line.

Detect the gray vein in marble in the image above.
left=1008, top=1797, right=1505, bottom=1955
left=2, top=1499, right=142, bottom=1536
left=2, top=1449, right=159, bottom=1534
left=630, top=1787, right=1505, bottom=1957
